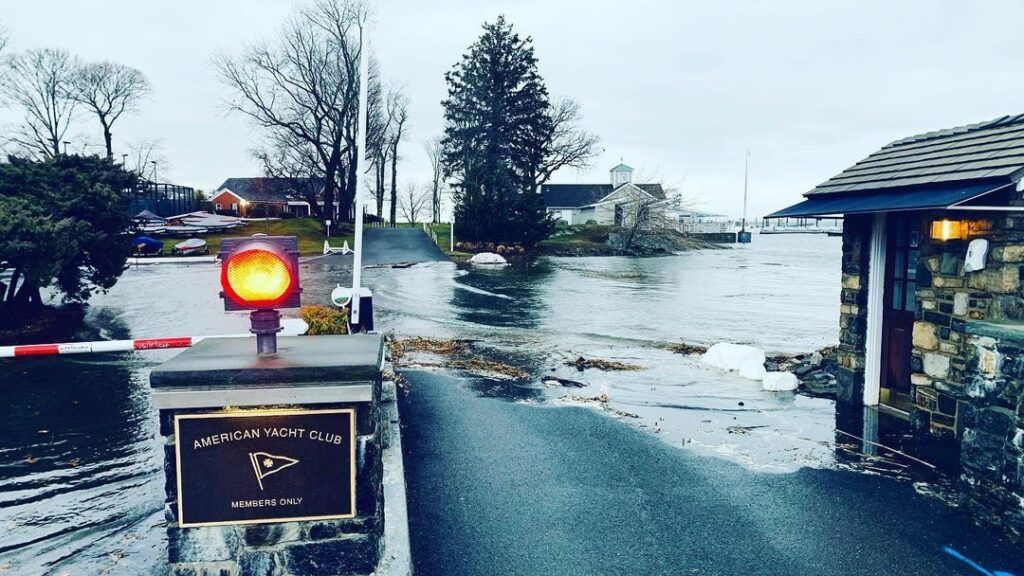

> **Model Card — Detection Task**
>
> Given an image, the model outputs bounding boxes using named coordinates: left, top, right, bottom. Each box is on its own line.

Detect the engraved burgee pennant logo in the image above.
left=248, top=451, right=299, bottom=490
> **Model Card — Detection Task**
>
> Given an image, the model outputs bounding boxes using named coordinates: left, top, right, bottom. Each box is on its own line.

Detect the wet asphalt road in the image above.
left=399, top=370, right=1024, bottom=576
left=310, top=227, right=447, bottom=266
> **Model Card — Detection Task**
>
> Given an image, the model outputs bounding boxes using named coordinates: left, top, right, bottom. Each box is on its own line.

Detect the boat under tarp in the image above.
left=162, top=225, right=209, bottom=237
left=133, top=235, right=164, bottom=256
left=134, top=210, right=167, bottom=234
left=171, top=238, right=209, bottom=256
left=164, top=211, right=245, bottom=232
left=134, top=209, right=165, bottom=222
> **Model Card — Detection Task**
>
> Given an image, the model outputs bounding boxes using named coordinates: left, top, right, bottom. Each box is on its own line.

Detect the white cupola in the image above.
left=610, top=163, right=633, bottom=188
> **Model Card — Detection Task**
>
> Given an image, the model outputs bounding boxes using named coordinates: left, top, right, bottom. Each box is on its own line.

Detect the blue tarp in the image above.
left=765, top=180, right=1012, bottom=219
left=133, top=235, right=163, bottom=255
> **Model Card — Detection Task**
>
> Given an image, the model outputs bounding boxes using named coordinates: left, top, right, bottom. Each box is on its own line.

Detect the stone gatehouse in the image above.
left=769, top=114, right=1024, bottom=541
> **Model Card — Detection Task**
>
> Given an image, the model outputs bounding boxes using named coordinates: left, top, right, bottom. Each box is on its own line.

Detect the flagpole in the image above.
left=351, top=19, right=370, bottom=326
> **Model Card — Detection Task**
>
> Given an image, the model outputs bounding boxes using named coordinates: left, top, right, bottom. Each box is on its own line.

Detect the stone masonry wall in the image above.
left=158, top=383, right=384, bottom=576
left=907, top=209, right=1024, bottom=542
left=910, top=212, right=1024, bottom=439
left=832, top=209, right=1024, bottom=541
left=836, top=213, right=872, bottom=405
left=958, top=331, right=1024, bottom=541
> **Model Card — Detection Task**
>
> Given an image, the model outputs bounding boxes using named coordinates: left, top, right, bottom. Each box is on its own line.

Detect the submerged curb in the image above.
left=378, top=376, right=413, bottom=576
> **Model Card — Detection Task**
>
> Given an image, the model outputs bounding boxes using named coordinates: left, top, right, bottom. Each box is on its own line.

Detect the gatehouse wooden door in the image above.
left=880, top=214, right=918, bottom=412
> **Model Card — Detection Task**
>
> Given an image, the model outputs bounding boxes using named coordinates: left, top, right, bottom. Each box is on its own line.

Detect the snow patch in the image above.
left=762, top=372, right=798, bottom=391
left=702, top=343, right=766, bottom=381
left=738, top=359, right=767, bottom=381
left=469, top=252, right=508, bottom=265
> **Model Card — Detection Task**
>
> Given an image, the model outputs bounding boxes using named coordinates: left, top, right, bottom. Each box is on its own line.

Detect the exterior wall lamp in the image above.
left=931, top=219, right=965, bottom=241
left=930, top=218, right=992, bottom=242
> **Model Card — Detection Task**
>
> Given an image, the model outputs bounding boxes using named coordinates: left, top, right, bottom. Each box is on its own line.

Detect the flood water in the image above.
left=1, top=233, right=870, bottom=574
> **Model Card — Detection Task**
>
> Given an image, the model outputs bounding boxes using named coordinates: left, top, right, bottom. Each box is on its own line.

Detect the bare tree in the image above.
left=0, top=28, right=9, bottom=94
left=615, top=185, right=675, bottom=251
left=536, top=96, right=601, bottom=185
left=70, top=61, right=151, bottom=159
left=214, top=0, right=371, bottom=225
left=252, top=133, right=326, bottom=219
left=362, top=179, right=381, bottom=221
left=611, top=169, right=690, bottom=252
left=0, top=48, right=79, bottom=158
left=125, top=138, right=169, bottom=179
left=386, top=87, right=408, bottom=226
left=398, top=181, right=429, bottom=224
left=424, top=136, right=444, bottom=223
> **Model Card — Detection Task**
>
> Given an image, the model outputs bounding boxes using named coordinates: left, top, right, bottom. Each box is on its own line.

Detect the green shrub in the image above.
left=299, top=305, right=349, bottom=335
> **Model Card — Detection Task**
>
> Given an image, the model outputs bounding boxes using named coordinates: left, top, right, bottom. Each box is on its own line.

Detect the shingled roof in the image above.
left=541, top=183, right=665, bottom=208
left=808, top=114, right=1024, bottom=196
left=217, top=177, right=324, bottom=203
left=768, top=114, right=1024, bottom=218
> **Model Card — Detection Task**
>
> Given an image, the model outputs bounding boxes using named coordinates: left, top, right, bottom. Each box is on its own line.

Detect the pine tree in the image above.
left=441, top=15, right=556, bottom=246
left=0, top=154, right=139, bottom=328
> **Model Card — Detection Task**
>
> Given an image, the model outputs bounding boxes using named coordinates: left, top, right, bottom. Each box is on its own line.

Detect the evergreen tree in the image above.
left=441, top=15, right=555, bottom=246
left=0, top=155, right=138, bottom=328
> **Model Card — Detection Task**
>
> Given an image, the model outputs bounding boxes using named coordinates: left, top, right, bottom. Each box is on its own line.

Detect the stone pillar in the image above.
left=836, top=214, right=872, bottom=404
left=151, top=334, right=385, bottom=576
left=958, top=325, right=1024, bottom=542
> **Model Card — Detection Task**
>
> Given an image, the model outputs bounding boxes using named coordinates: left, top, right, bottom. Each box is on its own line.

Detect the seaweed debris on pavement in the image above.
left=388, top=336, right=469, bottom=360
left=567, top=356, right=643, bottom=371
left=557, top=393, right=640, bottom=419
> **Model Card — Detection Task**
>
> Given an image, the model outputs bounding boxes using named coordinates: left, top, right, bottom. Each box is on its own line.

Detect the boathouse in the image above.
left=768, top=114, right=1024, bottom=539
left=540, top=163, right=667, bottom=226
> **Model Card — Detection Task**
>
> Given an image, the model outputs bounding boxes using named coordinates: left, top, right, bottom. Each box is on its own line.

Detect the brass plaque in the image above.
left=174, top=408, right=356, bottom=527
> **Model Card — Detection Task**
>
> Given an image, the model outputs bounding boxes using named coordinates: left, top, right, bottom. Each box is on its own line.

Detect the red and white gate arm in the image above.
left=0, top=336, right=204, bottom=358
left=0, top=319, right=308, bottom=359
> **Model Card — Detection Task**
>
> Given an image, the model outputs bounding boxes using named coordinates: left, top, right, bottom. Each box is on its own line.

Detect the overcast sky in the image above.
left=3, top=0, right=1024, bottom=218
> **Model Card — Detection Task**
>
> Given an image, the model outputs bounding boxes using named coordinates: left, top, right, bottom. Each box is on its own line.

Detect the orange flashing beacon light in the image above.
left=219, top=236, right=301, bottom=355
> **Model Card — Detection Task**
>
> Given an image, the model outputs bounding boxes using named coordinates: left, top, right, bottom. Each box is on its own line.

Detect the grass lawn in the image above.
left=155, top=218, right=354, bottom=256
left=424, top=222, right=452, bottom=252
left=396, top=222, right=614, bottom=257
left=423, top=222, right=474, bottom=259
left=539, top=225, right=615, bottom=248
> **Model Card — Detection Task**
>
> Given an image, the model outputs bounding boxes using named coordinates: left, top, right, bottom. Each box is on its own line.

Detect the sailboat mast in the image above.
left=742, top=150, right=750, bottom=232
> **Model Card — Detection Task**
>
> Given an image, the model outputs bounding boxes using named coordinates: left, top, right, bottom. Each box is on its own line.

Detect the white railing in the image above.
left=761, top=224, right=842, bottom=235
left=678, top=221, right=741, bottom=234
left=421, top=222, right=439, bottom=245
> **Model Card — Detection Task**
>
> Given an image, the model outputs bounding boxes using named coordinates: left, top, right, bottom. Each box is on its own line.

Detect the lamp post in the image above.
left=62, top=141, right=70, bottom=155
left=151, top=161, right=158, bottom=184
left=122, top=153, right=129, bottom=167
